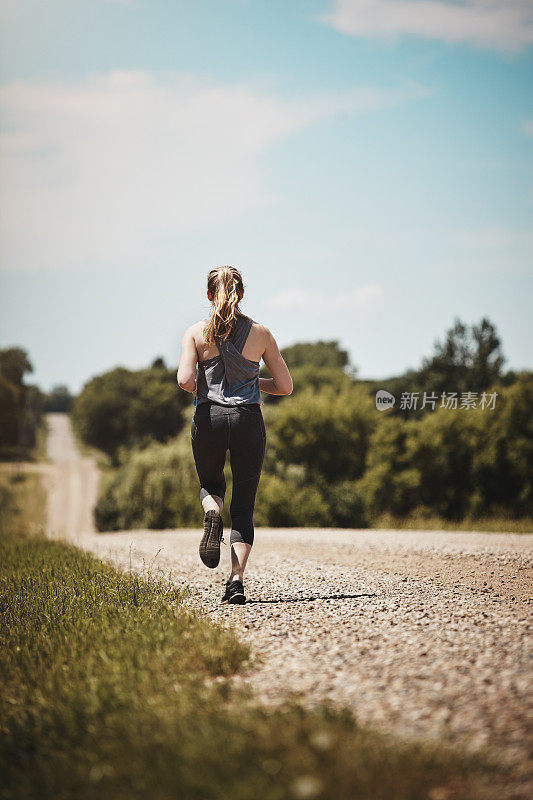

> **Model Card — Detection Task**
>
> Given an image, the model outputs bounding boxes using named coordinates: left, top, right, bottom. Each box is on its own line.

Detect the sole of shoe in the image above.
left=227, top=592, right=246, bottom=605
left=199, top=510, right=223, bottom=568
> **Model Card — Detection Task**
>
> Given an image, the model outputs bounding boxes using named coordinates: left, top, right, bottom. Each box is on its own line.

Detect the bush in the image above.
left=72, top=365, right=189, bottom=464
left=95, top=432, right=200, bottom=531
left=263, top=384, right=375, bottom=483
left=95, top=374, right=533, bottom=531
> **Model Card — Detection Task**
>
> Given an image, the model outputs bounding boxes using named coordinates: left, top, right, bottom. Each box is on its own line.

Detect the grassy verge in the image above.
left=372, top=512, right=533, bottom=534
left=0, top=475, right=517, bottom=800
left=0, top=470, right=47, bottom=539
left=31, top=415, right=50, bottom=462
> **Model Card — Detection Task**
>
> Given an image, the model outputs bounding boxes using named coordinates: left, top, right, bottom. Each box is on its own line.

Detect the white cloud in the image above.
left=523, top=119, right=533, bottom=136
left=267, top=283, right=384, bottom=312
left=0, top=71, right=429, bottom=271
left=317, top=0, right=533, bottom=53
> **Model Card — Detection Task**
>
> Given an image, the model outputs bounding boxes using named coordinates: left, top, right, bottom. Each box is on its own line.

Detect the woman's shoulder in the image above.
left=188, top=320, right=208, bottom=347
left=193, top=319, right=211, bottom=332
left=249, top=318, right=271, bottom=338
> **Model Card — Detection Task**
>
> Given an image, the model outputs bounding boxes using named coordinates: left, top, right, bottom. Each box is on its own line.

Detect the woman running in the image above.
left=177, top=266, right=293, bottom=604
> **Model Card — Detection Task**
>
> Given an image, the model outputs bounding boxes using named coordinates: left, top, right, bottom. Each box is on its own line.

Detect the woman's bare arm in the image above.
left=260, top=327, right=293, bottom=396
left=177, top=326, right=198, bottom=394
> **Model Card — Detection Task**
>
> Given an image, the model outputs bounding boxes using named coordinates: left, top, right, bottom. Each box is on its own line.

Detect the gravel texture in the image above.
left=32, top=414, right=533, bottom=795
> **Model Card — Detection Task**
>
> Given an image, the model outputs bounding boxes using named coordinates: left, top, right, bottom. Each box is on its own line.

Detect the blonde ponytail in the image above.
left=203, top=266, right=245, bottom=345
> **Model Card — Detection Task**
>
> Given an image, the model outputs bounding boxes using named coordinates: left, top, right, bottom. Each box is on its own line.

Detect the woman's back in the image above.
left=190, top=314, right=292, bottom=401
left=194, top=313, right=262, bottom=407
left=193, top=313, right=266, bottom=365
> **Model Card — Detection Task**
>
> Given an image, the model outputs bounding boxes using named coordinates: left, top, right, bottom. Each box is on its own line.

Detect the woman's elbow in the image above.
left=281, top=379, right=293, bottom=396
left=177, top=372, right=195, bottom=392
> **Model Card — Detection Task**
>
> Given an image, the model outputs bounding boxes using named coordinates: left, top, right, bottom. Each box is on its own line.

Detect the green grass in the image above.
left=0, top=470, right=47, bottom=539
left=0, top=474, right=518, bottom=800
left=372, top=511, right=533, bottom=534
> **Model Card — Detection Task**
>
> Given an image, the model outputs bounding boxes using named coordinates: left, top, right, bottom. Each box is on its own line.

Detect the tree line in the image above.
left=0, top=347, right=76, bottom=459
left=64, top=316, right=531, bottom=531
left=0, top=348, right=44, bottom=459
left=2, top=318, right=529, bottom=527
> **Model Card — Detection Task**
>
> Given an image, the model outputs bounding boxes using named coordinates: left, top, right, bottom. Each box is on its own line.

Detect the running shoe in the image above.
left=221, top=579, right=246, bottom=604
left=199, top=509, right=224, bottom=568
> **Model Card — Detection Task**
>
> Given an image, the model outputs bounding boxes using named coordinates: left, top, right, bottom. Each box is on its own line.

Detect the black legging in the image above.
left=191, top=400, right=266, bottom=545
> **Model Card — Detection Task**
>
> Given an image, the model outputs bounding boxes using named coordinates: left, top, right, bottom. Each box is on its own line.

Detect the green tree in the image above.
left=72, top=364, right=189, bottom=464
left=253, top=470, right=331, bottom=527
left=286, top=365, right=356, bottom=398
left=356, top=417, right=421, bottom=519
left=280, top=340, right=351, bottom=371
left=0, top=347, right=43, bottom=455
left=0, top=347, right=33, bottom=388
left=261, top=340, right=357, bottom=406
left=263, top=384, right=375, bottom=483
left=95, top=433, right=200, bottom=530
left=404, top=408, right=479, bottom=520
left=417, top=316, right=505, bottom=398
left=0, top=375, right=20, bottom=448
left=471, top=374, right=533, bottom=518
left=44, top=385, right=74, bottom=413
left=20, top=384, right=46, bottom=450
left=356, top=409, right=479, bottom=522
left=357, top=375, right=532, bottom=523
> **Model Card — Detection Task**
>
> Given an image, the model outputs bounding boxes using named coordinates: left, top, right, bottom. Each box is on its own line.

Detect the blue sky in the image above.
left=0, top=0, right=532, bottom=394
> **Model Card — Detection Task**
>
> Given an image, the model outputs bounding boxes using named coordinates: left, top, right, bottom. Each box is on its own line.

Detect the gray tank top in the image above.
left=194, top=314, right=263, bottom=407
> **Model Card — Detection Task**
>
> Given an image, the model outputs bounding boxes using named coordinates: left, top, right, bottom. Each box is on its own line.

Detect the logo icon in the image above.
left=375, top=389, right=396, bottom=411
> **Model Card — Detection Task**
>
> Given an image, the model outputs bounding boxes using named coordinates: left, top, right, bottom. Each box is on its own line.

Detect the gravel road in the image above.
left=27, top=414, right=533, bottom=793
